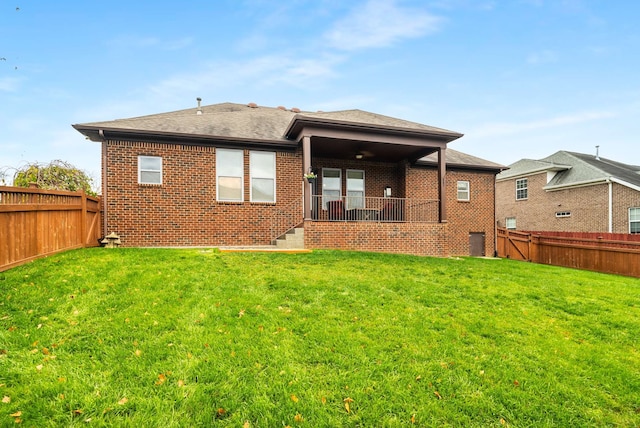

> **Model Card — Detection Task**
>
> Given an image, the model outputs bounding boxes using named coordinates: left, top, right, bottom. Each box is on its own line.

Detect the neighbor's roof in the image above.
left=497, top=150, right=640, bottom=190
left=73, top=102, right=462, bottom=143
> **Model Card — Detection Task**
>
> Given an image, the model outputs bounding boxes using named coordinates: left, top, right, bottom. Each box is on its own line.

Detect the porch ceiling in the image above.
left=311, top=136, right=439, bottom=163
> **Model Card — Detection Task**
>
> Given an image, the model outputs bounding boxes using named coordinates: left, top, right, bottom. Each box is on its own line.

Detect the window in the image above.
left=250, top=151, right=276, bottom=203
left=505, top=217, right=516, bottom=230
left=457, top=181, right=470, bottom=201
left=556, top=211, right=571, bottom=218
left=516, top=178, right=528, bottom=200
left=217, top=149, right=243, bottom=201
left=138, top=156, right=162, bottom=185
left=346, top=170, right=365, bottom=209
left=630, top=208, right=640, bottom=234
left=322, top=168, right=341, bottom=209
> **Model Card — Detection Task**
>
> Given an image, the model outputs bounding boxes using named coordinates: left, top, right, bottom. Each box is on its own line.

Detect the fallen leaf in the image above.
left=73, top=409, right=83, bottom=415
left=294, top=413, right=304, bottom=423
left=415, top=375, right=422, bottom=382
left=238, top=309, right=245, bottom=318
left=156, top=373, right=167, bottom=385
left=411, top=414, right=416, bottom=424
left=290, top=394, right=299, bottom=403
left=134, top=349, right=142, bottom=357
left=2, top=396, right=10, bottom=403
left=118, top=397, right=128, bottom=405
left=321, top=396, right=326, bottom=405
left=434, top=391, right=442, bottom=400
left=513, top=380, right=520, bottom=387
left=177, top=379, right=185, bottom=387
left=344, top=397, right=354, bottom=413
left=36, top=364, right=43, bottom=371
left=42, top=347, right=49, bottom=355
left=243, top=422, right=250, bottom=428
left=500, top=418, right=507, bottom=425
left=215, top=408, right=226, bottom=419
left=10, top=411, right=22, bottom=417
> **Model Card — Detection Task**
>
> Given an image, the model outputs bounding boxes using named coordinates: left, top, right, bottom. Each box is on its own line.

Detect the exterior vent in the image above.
left=247, top=102, right=258, bottom=108
left=277, top=106, right=287, bottom=111
left=291, top=107, right=301, bottom=113
left=196, top=97, right=202, bottom=115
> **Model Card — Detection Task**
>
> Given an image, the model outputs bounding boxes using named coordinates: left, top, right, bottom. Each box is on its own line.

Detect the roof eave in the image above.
left=416, top=159, right=507, bottom=172
left=284, top=115, right=464, bottom=142
left=72, top=124, right=299, bottom=150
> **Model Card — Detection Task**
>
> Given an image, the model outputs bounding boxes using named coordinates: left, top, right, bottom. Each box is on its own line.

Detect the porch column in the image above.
left=303, top=136, right=312, bottom=220
left=438, top=147, right=447, bottom=223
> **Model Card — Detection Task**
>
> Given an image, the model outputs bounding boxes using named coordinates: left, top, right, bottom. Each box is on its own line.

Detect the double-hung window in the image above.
left=250, top=151, right=276, bottom=203
left=630, top=207, right=640, bottom=234
left=322, top=168, right=341, bottom=209
left=457, top=181, right=470, bottom=201
left=138, top=156, right=162, bottom=185
left=216, top=148, right=244, bottom=202
left=346, top=170, right=365, bottom=209
left=516, top=178, right=528, bottom=200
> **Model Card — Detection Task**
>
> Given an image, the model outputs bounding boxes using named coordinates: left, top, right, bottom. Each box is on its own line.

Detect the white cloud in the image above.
left=0, top=77, right=23, bottom=92
left=324, top=0, right=442, bottom=51
left=526, top=50, right=558, bottom=64
left=471, top=111, right=616, bottom=138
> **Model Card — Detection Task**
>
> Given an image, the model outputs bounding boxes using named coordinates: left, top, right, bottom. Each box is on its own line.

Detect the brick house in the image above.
left=496, top=150, right=640, bottom=234
left=73, top=102, right=505, bottom=256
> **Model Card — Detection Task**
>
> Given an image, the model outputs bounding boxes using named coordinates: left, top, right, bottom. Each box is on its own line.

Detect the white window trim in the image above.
left=516, top=178, right=528, bottom=201
left=216, top=148, right=244, bottom=202
left=630, top=207, right=640, bottom=234
left=249, top=151, right=276, bottom=203
left=505, top=217, right=516, bottom=230
left=555, top=211, right=571, bottom=218
left=457, top=180, right=470, bottom=201
left=346, top=169, right=365, bottom=210
left=138, top=156, right=162, bottom=185
left=322, top=168, right=342, bottom=210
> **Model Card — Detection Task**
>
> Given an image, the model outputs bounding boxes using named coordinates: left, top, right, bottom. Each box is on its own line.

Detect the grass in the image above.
left=0, top=248, right=639, bottom=427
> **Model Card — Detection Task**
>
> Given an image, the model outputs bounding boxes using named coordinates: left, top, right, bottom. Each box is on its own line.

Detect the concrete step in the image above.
left=275, top=227, right=305, bottom=249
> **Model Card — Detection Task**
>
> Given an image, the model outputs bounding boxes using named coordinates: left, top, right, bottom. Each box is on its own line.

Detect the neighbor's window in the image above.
left=322, top=168, right=341, bottom=209
left=346, top=169, right=365, bottom=209
left=216, top=148, right=244, bottom=202
left=250, top=151, right=276, bottom=203
left=457, top=181, right=470, bottom=201
left=556, top=211, right=571, bottom=218
left=630, top=207, right=640, bottom=234
left=516, top=178, right=528, bottom=200
left=505, top=217, right=516, bottom=230
left=138, top=156, right=162, bottom=185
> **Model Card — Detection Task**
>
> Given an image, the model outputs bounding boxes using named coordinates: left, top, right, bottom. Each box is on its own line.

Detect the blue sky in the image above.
left=1, top=0, right=639, bottom=187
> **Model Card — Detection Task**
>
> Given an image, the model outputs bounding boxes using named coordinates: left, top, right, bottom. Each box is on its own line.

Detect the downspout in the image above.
left=99, top=130, right=108, bottom=237
left=608, top=179, right=613, bottom=233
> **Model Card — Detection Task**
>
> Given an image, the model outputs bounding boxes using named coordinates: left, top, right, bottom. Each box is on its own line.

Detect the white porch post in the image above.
left=438, top=147, right=447, bottom=223
left=303, top=136, right=312, bottom=220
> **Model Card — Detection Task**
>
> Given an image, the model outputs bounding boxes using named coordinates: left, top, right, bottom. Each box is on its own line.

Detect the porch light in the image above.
left=384, top=186, right=392, bottom=198
left=355, top=153, right=364, bottom=160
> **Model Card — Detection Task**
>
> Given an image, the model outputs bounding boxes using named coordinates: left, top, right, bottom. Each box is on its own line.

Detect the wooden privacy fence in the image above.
left=497, top=227, right=640, bottom=278
left=0, top=186, right=102, bottom=272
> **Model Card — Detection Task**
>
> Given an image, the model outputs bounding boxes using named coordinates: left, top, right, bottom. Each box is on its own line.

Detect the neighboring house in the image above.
left=496, top=150, right=640, bottom=234
left=73, top=101, right=505, bottom=256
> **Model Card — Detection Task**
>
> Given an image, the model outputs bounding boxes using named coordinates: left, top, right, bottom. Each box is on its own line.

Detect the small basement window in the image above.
left=555, top=211, right=571, bottom=218
left=505, top=217, right=516, bottom=230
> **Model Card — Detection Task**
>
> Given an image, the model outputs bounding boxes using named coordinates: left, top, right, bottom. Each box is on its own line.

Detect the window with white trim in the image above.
left=516, top=178, right=528, bottom=200
left=138, top=156, right=162, bottom=185
left=630, top=207, right=640, bottom=234
left=346, top=169, right=365, bottom=209
left=457, top=181, right=470, bottom=201
left=322, top=168, right=341, bottom=209
left=216, top=148, right=244, bottom=202
left=250, top=151, right=276, bottom=203
left=556, top=211, right=571, bottom=218
left=505, top=217, right=516, bottom=230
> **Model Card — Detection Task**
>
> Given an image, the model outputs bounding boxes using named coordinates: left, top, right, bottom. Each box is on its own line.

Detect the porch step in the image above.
left=275, top=227, right=305, bottom=249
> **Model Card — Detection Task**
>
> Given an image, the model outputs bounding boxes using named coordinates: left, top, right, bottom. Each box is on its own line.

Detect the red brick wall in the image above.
left=496, top=173, right=640, bottom=233
left=104, top=140, right=302, bottom=247
left=304, top=221, right=449, bottom=256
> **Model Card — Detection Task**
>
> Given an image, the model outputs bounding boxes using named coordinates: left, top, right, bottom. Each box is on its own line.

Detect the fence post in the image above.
left=80, top=190, right=87, bottom=246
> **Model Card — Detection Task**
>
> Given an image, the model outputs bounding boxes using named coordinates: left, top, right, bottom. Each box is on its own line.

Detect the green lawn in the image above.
left=0, top=249, right=639, bottom=427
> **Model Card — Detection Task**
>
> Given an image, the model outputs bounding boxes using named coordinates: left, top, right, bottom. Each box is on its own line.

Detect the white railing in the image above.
left=309, top=196, right=439, bottom=223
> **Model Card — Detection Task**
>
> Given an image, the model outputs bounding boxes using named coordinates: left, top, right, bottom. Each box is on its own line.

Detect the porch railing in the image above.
left=269, top=198, right=304, bottom=243
left=310, top=195, right=439, bottom=223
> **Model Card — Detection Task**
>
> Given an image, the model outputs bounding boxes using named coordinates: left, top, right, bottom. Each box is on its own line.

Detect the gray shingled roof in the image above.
left=74, top=101, right=503, bottom=170
left=497, top=150, right=640, bottom=189
left=419, top=149, right=507, bottom=171
left=75, top=102, right=460, bottom=142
